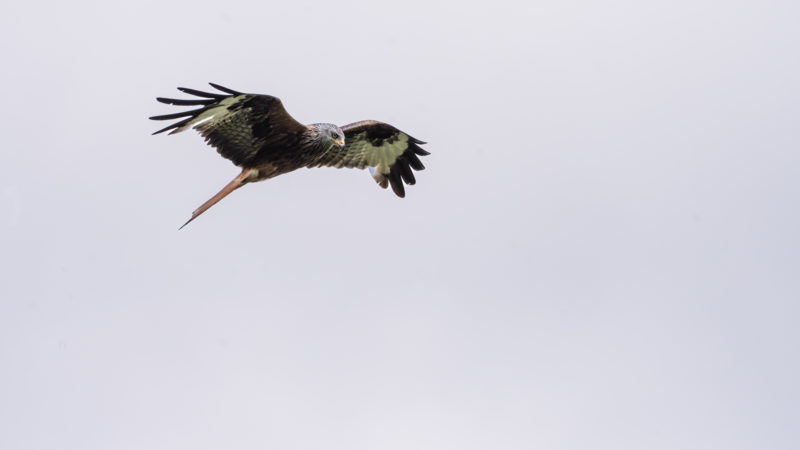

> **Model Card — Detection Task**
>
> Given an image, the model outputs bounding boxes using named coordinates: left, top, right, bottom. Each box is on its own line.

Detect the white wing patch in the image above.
left=355, top=133, right=409, bottom=185
left=169, top=95, right=243, bottom=135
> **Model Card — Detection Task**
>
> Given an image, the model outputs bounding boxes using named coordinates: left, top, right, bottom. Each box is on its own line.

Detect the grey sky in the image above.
left=1, top=1, right=798, bottom=449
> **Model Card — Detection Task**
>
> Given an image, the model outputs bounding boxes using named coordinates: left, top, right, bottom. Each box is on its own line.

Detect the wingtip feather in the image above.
left=209, top=82, right=242, bottom=95
left=412, top=145, right=431, bottom=156
left=152, top=123, right=177, bottom=135
left=177, top=86, right=226, bottom=99
left=157, top=97, right=214, bottom=106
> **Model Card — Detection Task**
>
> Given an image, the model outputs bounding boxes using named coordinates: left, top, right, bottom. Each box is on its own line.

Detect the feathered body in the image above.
left=149, top=83, right=429, bottom=228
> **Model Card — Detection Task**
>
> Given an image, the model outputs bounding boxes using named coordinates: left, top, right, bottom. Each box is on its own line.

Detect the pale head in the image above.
left=309, top=123, right=345, bottom=149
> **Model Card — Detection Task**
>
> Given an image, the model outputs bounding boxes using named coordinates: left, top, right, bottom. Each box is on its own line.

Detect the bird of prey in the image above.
left=150, top=83, right=430, bottom=229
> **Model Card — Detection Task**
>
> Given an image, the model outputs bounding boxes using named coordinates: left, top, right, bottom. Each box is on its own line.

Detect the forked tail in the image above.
left=180, top=169, right=250, bottom=229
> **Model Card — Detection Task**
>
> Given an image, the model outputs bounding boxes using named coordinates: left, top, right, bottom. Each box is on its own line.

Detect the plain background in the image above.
left=1, top=1, right=798, bottom=449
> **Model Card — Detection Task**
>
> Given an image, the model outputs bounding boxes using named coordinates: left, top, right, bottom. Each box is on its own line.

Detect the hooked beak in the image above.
left=334, top=138, right=345, bottom=148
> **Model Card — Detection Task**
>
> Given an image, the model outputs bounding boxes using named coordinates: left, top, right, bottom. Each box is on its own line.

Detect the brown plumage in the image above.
left=149, top=83, right=430, bottom=229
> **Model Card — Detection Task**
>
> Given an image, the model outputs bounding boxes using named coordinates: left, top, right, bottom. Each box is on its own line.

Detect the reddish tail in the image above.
left=180, top=170, right=250, bottom=229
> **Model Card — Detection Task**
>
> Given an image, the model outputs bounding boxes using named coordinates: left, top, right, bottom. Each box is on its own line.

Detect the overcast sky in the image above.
left=1, top=1, right=798, bottom=449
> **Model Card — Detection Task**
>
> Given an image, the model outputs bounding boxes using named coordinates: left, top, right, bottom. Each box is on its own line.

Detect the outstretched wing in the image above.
left=310, top=120, right=430, bottom=197
left=149, top=83, right=307, bottom=167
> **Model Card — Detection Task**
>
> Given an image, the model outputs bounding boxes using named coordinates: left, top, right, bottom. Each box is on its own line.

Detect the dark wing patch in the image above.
left=310, top=120, right=429, bottom=197
left=150, top=83, right=307, bottom=167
